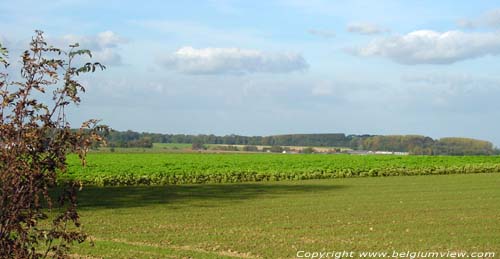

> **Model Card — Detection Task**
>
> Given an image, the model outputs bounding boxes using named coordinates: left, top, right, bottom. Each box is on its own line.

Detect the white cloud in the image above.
left=347, top=22, right=387, bottom=35
left=351, top=30, right=500, bottom=64
left=308, top=29, right=335, bottom=39
left=59, top=31, right=127, bottom=65
left=159, top=46, right=308, bottom=75
left=92, top=48, right=123, bottom=67
left=95, top=31, right=127, bottom=49
left=61, top=31, right=127, bottom=51
left=458, top=9, right=500, bottom=29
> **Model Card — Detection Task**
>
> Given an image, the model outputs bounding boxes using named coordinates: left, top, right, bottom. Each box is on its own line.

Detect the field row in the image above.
left=64, top=153, right=500, bottom=185
left=72, top=174, right=500, bottom=258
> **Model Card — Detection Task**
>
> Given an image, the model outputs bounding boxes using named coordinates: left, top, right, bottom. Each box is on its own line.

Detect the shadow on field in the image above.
left=77, top=183, right=345, bottom=209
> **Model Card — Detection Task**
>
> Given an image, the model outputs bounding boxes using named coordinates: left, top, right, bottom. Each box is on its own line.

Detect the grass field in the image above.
left=65, top=153, right=500, bottom=185
left=70, top=173, right=500, bottom=258
left=152, top=143, right=194, bottom=149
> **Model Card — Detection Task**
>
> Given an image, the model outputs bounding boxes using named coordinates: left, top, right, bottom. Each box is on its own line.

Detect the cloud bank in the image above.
left=160, top=46, right=308, bottom=74
left=60, top=31, right=127, bottom=65
left=351, top=30, right=500, bottom=64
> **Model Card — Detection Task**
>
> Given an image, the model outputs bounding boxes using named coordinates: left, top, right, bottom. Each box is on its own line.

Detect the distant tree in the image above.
left=103, top=130, right=497, bottom=156
left=127, top=137, right=153, bottom=148
left=210, top=145, right=239, bottom=151
left=242, top=145, right=259, bottom=152
left=301, top=147, right=316, bottom=154
left=270, top=146, right=284, bottom=153
left=192, top=141, right=206, bottom=150
left=0, top=31, right=107, bottom=258
left=434, top=138, right=494, bottom=156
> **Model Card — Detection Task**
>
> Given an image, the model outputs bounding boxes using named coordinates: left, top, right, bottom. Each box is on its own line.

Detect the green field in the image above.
left=90, top=143, right=194, bottom=153
left=152, top=142, right=194, bottom=149
left=63, top=153, right=500, bottom=258
left=65, top=153, right=500, bottom=185
left=71, top=173, right=500, bottom=258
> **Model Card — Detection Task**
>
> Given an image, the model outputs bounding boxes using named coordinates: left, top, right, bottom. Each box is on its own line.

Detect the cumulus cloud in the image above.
left=159, top=46, right=308, bottom=75
left=347, top=22, right=387, bottom=35
left=351, top=30, right=500, bottom=64
left=59, top=31, right=127, bottom=65
left=458, top=9, right=500, bottom=29
left=308, top=29, right=335, bottom=39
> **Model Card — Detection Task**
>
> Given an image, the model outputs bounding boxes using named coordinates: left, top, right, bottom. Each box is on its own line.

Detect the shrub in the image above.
left=0, top=31, right=107, bottom=258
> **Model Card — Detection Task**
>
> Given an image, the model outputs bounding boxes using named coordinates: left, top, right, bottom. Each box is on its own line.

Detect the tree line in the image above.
left=105, top=130, right=499, bottom=156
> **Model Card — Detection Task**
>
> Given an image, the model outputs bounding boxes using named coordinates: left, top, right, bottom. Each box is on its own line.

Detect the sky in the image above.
left=2, top=0, right=500, bottom=146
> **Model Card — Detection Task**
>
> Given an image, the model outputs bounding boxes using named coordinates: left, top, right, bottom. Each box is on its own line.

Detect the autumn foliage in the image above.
left=0, top=31, right=107, bottom=258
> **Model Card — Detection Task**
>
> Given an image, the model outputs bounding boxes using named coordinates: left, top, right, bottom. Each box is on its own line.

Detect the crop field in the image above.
left=152, top=143, right=194, bottom=149
left=64, top=153, right=500, bottom=185
left=71, top=173, right=500, bottom=258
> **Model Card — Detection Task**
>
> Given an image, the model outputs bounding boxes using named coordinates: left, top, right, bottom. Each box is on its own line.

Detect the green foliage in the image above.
left=434, top=137, right=494, bottom=155
left=63, top=153, right=500, bottom=186
left=356, top=135, right=435, bottom=153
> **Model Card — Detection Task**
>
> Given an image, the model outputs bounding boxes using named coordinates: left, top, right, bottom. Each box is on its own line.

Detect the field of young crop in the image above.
left=71, top=173, right=500, bottom=258
left=64, top=153, right=500, bottom=185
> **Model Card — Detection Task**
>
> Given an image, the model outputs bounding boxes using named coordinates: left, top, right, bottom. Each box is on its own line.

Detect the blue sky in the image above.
left=2, top=0, right=500, bottom=145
